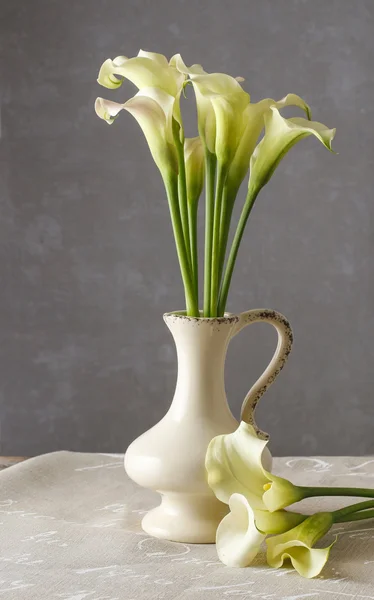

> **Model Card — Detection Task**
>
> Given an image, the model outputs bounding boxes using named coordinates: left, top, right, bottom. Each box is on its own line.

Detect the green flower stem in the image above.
left=333, top=499, right=374, bottom=523
left=299, top=486, right=374, bottom=501
left=204, top=151, right=217, bottom=317
left=188, top=201, right=199, bottom=304
left=176, top=141, right=193, bottom=276
left=210, top=164, right=227, bottom=317
left=336, top=509, right=374, bottom=524
left=164, top=175, right=199, bottom=317
left=218, top=184, right=259, bottom=316
left=217, top=187, right=236, bottom=288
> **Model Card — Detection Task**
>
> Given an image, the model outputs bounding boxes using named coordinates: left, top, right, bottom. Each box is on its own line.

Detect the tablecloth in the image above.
left=1, top=451, right=374, bottom=599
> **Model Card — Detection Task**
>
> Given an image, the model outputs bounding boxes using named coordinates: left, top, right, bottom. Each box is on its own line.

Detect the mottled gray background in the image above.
left=0, top=0, right=373, bottom=457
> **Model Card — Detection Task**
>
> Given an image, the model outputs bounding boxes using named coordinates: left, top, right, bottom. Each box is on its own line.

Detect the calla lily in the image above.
left=184, top=136, right=205, bottom=207
left=205, top=421, right=270, bottom=509
left=226, top=94, right=311, bottom=197
left=206, top=421, right=312, bottom=513
left=216, top=493, right=265, bottom=567
left=266, top=512, right=335, bottom=578
left=98, top=50, right=185, bottom=97
left=249, top=107, right=336, bottom=192
left=95, top=87, right=178, bottom=176
left=171, top=54, right=249, bottom=163
left=216, top=493, right=307, bottom=568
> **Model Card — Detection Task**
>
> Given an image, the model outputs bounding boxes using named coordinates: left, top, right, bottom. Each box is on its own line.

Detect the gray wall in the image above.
left=0, top=0, right=373, bottom=457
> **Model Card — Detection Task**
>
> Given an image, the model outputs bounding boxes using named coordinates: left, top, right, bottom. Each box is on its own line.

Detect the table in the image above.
left=1, top=452, right=374, bottom=599
left=0, top=457, right=26, bottom=470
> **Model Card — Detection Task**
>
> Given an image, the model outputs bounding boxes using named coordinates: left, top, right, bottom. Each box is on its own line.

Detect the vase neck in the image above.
left=164, top=314, right=239, bottom=421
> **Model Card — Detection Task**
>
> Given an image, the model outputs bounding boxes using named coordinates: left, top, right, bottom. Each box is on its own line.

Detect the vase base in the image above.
left=141, top=492, right=229, bottom=544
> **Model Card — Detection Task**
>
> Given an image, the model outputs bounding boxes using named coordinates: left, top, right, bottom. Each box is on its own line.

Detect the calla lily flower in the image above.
left=226, top=94, right=311, bottom=197
left=216, top=493, right=265, bottom=567
left=184, top=137, right=205, bottom=207
left=97, top=50, right=187, bottom=154
left=171, top=54, right=249, bottom=164
left=206, top=421, right=312, bottom=513
left=249, top=107, right=336, bottom=193
left=95, top=87, right=178, bottom=176
left=98, top=50, right=185, bottom=97
left=266, top=512, right=336, bottom=578
left=205, top=421, right=270, bottom=509
left=216, top=493, right=307, bottom=568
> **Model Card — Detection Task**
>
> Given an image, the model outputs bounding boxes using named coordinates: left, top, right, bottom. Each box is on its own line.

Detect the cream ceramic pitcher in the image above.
left=125, top=308, right=293, bottom=543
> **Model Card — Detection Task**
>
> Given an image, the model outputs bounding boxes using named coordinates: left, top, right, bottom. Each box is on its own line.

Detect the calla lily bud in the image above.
left=216, top=493, right=307, bottom=568
left=266, top=512, right=335, bottom=578
left=249, top=107, right=336, bottom=193
left=184, top=137, right=205, bottom=207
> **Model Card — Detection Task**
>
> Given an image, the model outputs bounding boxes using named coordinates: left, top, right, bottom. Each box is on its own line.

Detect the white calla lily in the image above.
left=226, top=93, right=311, bottom=196
left=249, top=107, right=336, bottom=192
left=95, top=87, right=178, bottom=176
left=205, top=421, right=270, bottom=509
left=216, top=494, right=265, bottom=567
left=97, top=50, right=184, bottom=96
left=171, top=54, right=249, bottom=161
left=216, top=493, right=307, bottom=568
left=205, top=421, right=314, bottom=513
left=266, top=512, right=335, bottom=578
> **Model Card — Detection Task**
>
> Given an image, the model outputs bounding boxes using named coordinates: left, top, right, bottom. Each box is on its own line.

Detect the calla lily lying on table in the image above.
left=206, top=421, right=374, bottom=577
left=205, top=421, right=269, bottom=509
left=205, top=421, right=311, bottom=513
left=266, top=512, right=335, bottom=579
left=216, top=493, right=306, bottom=568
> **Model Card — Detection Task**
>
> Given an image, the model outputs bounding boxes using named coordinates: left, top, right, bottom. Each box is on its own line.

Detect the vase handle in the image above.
left=231, top=309, right=293, bottom=440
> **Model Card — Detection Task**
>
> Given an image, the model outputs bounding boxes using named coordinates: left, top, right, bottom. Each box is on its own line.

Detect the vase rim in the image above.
left=163, top=310, right=240, bottom=325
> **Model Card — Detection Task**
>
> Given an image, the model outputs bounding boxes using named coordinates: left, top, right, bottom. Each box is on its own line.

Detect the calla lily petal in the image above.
left=249, top=107, right=336, bottom=191
left=205, top=421, right=270, bottom=509
left=263, top=473, right=306, bottom=512
left=216, top=493, right=265, bottom=567
left=266, top=513, right=335, bottom=578
left=169, top=53, right=206, bottom=76
left=274, top=93, right=312, bottom=120
left=95, top=97, right=124, bottom=124
left=137, top=49, right=169, bottom=67
left=185, top=137, right=205, bottom=207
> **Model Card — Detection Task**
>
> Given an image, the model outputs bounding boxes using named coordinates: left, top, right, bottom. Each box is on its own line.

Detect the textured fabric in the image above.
left=1, top=452, right=374, bottom=599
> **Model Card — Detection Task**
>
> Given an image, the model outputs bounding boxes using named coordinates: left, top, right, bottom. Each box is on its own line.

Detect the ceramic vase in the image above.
left=125, top=309, right=293, bottom=543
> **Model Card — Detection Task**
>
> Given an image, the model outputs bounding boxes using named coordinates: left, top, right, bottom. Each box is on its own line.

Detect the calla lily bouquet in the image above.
left=206, top=422, right=374, bottom=578
left=95, top=50, right=335, bottom=317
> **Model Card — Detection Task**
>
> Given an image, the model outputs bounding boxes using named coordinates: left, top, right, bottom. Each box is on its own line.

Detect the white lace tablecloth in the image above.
left=1, top=452, right=374, bottom=599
